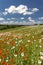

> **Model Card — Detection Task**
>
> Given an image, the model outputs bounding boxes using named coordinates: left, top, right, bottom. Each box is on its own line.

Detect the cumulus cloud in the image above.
left=0, top=17, right=35, bottom=25
left=4, top=5, right=28, bottom=14
left=32, top=8, right=39, bottom=12
left=0, top=20, right=14, bottom=25
left=23, top=11, right=33, bottom=15
left=3, top=5, right=39, bottom=15
left=28, top=17, right=36, bottom=24
left=39, top=17, right=43, bottom=20
left=0, top=17, right=14, bottom=24
left=0, top=16, right=42, bottom=25
left=20, top=17, right=24, bottom=20
left=0, top=17, right=5, bottom=21
left=5, top=6, right=16, bottom=13
left=3, top=12, right=8, bottom=15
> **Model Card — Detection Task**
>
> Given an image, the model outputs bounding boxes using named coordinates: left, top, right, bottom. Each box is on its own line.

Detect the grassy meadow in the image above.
left=0, top=25, right=43, bottom=65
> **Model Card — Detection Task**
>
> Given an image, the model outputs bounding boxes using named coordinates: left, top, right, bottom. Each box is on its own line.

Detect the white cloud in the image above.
left=32, top=8, right=39, bottom=12
left=0, top=19, right=41, bottom=25
left=3, top=12, right=8, bottom=15
left=16, top=5, right=28, bottom=14
left=0, top=21, right=14, bottom=25
left=23, top=8, right=39, bottom=15
left=0, top=16, right=42, bottom=25
left=14, top=21, right=36, bottom=25
left=3, top=5, right=39, bottom=15
left=23, top=11, right=33, bottom=15
left=39, top=17, right=43, bottom=20
left=11, top=18, right=15, bottom=20
left=6, top=18, right=15, bottom=20
left=5, top=6, right=16, bottom=13
left=4, top=5, right=28, bottom=14
left=0, top=17, right=5, bottom=21
left=6, top=18, right=11, bottom=20
left=28, top=17, right=36, bottom=24
left=20, top=17, right=24, bottom=20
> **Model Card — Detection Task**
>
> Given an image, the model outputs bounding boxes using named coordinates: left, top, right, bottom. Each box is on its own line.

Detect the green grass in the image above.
left=0, top=25, right=43, bottom=65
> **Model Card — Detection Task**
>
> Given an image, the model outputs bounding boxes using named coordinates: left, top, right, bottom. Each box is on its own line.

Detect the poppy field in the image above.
left=0, top=25, right=43, bottom=65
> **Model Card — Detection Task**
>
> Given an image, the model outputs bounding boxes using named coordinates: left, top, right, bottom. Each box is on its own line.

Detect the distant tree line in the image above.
left=0, top=24, right=43, bottom=30
left=0, top=25, right=22, bottom=30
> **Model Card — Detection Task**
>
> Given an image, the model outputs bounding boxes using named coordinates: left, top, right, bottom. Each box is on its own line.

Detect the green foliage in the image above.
left=41, top=31, right=43, bottom=35
left=0, top=25, right=22, bottom=30
left=0, top=25, right=43, bottom=65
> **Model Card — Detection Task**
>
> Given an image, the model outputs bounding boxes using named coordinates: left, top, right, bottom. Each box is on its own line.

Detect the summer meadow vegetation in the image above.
left=0, top=25, right=43, bottom=65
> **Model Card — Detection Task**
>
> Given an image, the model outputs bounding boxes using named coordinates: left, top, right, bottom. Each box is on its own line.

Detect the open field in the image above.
left=0, top=25, right=43, bottom=65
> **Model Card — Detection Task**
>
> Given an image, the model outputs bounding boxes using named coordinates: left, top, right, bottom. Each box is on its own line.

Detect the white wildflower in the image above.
left=27, top=40, right=30, bottom=42
left=0, top=58, right=1, bottom=62
left=11, top=46, right=15, bottom=49
left=38, top=60, right=42, bottom=64
left=7, top=57, right=9, bottom=59
left=40, top=52, right=43, bottom=56
left=14, top=54, right=17, bottom=57
left=25, top=34, right=30, bottom=37
left=15, top=41, right=17, bottom=43
left=21, top=52, right=24, bottom=57
left=39, top=45, right=42, bottom=48
left=19, top=40, right=22, bottom=43
left=39, top=39, right=42, bottom=43
left=6, top=59, right=8, bottom=62
left=40, top=56, right=43, bottom=60
left=34, top=40, right=36, bottom=42
left=31, top=59, right=34, bottom=63
left=41, top=38, right=43, bottom=39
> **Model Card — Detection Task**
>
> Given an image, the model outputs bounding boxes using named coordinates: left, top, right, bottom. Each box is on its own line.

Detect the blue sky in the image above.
left=0, top=0, right=43, bottom=25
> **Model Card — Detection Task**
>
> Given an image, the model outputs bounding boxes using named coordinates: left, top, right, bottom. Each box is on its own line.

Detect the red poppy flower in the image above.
left=4, top=62, right=9, bottom=65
